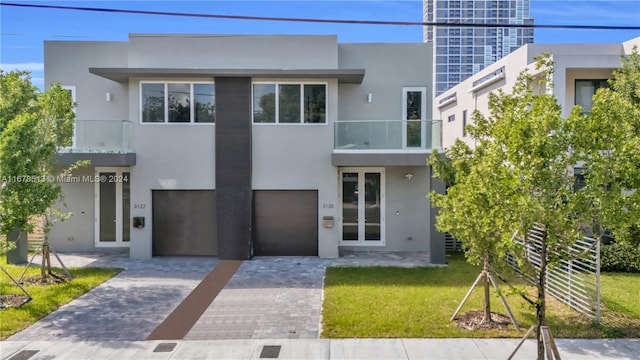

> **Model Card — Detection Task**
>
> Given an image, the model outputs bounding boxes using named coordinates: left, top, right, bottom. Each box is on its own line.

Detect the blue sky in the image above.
left=1, top=0, right=639, bottom=88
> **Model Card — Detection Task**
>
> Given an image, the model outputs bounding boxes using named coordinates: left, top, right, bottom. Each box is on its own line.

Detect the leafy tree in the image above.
left=0, top=70, right=75, bottom=270
left=569, top=47, right=640, bottom=245
left=429, top=140, right=518, bottom=325
left=432, top=54, right=610, bottom=359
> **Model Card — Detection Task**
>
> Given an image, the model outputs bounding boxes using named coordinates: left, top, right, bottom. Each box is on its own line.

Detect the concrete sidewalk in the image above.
left=2, top=338, right=640, bottom=359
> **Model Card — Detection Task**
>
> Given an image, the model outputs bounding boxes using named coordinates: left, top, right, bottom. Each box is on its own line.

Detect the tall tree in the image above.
left=0, top=70, right=75, bottom=266
left=432, top=54, right=613, bottom=359
left=429, top=137, right=519, bottom=326
left=569, top=47, right=640, bottom=245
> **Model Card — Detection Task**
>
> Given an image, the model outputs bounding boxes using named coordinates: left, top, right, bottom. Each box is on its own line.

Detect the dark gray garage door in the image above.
left=254, top=190, right=318, bottom=256
left=152, top=190, right=217, bottom=256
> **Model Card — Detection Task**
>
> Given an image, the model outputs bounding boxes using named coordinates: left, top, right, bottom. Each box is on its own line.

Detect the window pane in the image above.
left=99, top=172, right=116, bottom=242
left=253, top=84, right=276, bottom=123
left=342, top=172, right=359, bottom=241
left=168, top=83, right=191, bottom=123
left=122, top=172, right=130, bottom=242
left=142, top=83, right=165, bottom=123
left=194, top=84, right=215, bottom=123
left=304, top=84, right=326, bottom=123
left=575, top=80, right=595, bottom=113
left=364, top=172, right=381, bottom=241
left=406, top=91, right=422, bottom=120
left=279, top=84, right=301, bottom=123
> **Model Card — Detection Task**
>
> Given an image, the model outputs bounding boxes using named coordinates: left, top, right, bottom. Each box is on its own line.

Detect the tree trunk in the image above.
left=482, top=255, right=492, bottom=323
left=536, top=232, right=548, bottom=360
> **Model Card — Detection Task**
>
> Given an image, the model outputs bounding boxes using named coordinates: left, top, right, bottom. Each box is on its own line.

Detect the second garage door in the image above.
left=253, top=190, right=318, bottom=256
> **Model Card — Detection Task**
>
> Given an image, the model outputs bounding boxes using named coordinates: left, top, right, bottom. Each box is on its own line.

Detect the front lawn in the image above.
left=322, top=255, right=640, bottom=338
left=0, top=256, right=121, bottom=340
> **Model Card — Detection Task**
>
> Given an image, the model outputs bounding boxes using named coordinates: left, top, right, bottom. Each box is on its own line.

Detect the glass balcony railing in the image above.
left=70, top=120, right=132, bottom=152
left=334, top=120, right=442, bottom=150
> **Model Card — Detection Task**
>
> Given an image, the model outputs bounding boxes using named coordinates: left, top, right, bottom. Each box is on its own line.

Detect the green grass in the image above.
left=322, top=255, right=640, bottom=338
left=0, top=256, right=121, bottom=340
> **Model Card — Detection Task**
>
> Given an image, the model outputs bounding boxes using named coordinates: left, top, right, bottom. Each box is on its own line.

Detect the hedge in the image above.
left=601, top=242, right=640, bottom=273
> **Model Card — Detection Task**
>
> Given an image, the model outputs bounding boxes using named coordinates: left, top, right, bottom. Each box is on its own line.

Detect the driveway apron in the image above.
left=184, top=257, right=331, bottom=340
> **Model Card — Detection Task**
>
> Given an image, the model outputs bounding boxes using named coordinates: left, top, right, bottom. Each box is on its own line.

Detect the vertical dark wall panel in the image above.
left=215, top=77, right=253, bottom=260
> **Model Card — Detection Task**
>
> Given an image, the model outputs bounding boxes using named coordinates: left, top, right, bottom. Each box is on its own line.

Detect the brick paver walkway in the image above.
left=9, top=255, right=218, bottom=341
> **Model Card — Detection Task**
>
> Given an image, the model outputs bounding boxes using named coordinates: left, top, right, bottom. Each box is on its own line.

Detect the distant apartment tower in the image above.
left=424, top=0, right=534, bottom=95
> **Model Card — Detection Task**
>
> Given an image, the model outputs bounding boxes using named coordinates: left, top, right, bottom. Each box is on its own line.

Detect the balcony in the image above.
left=56, top=120, right=136, bottom=167
left=332, top=120, right=442, bottom=167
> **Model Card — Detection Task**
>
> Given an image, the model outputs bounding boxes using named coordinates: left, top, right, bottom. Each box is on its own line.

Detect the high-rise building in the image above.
left=424, top=0, right=534, bottom=95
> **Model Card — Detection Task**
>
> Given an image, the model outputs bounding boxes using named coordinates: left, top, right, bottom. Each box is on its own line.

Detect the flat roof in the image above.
left=89, top=68, right=365, bottom=84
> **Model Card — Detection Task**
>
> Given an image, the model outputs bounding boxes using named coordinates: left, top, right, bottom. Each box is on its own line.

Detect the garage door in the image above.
left=254, top=190, right=318, bottom=256
left=152, top=190, right=217, bottom=256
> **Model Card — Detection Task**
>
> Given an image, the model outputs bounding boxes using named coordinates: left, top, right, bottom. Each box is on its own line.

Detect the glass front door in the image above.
left=95, top=168, right=130, bottom=247
left=340, top=168, right=385, bottom=245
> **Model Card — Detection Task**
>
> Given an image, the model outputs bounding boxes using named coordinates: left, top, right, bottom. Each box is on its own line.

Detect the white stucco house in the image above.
left=45, top=34, right=447, bottom=263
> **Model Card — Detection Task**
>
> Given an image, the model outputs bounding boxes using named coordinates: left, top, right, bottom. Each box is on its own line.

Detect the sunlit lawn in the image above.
left=322, top=254, right=640, bottom=338
left=0, top=255, right=121, bottom=340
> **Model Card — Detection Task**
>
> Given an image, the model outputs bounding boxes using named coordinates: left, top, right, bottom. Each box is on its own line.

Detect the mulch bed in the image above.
left=454, top=310, right=513, bottom=331
left=0, top=273, right=70, bottom=310
left=20, top=272, right=71, bottom=286
left=0, top=294, right=30, bottom=309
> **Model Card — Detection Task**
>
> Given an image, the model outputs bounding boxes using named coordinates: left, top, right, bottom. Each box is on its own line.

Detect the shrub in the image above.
left=601, top=242, right=640, bottom=273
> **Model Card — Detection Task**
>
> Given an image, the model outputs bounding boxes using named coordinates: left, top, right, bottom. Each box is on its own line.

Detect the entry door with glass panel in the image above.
left=402, top=87, right=427, bottom=149
left=340, top=168, right=385, bottom=245
left=95, top=168, right=130, bottom=247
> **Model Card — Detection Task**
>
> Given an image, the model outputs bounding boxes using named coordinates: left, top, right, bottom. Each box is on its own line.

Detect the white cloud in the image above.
left=0, top=62, right=44, bottom=72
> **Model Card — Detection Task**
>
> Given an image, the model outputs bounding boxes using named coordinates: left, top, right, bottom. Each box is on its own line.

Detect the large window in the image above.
left=575, top=79, right=609, bottom=114
left=141, top=82, right=215, bottom=123
left=253, top=83, right=326, bottom=124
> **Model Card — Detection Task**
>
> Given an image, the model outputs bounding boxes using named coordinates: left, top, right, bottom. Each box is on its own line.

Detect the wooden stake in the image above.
left=0, top=265, right=31, bottom=301
left=451, top=272, right=484, bottom=321
left=488, top=273, right=520, bottom=331
left=508, top=324, right=536, bottom=360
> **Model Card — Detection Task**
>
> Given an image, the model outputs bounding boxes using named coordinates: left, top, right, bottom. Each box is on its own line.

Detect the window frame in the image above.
left=139, top=81, right=215, bottom=125
left=251, top=81, right=328, bottom=125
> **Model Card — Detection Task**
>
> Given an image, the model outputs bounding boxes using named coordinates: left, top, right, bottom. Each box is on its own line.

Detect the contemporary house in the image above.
left=45, top=34, right=446, bottom=263
left=434, top=36, right=640, bottom=149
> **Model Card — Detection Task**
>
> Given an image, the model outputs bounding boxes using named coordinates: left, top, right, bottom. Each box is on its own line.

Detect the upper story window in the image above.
left=253, top=83, right=326, bottom=124
left=575, top=79, right=609, bottom=114
left=141, top=82, right=215, bottom=123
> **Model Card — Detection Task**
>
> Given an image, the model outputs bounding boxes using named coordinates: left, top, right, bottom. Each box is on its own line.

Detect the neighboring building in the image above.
left=424, top=0, right=534, bottom=96
left=434, top=36, right=640, bottom=149
left=45, top=34, right=446, bottom=263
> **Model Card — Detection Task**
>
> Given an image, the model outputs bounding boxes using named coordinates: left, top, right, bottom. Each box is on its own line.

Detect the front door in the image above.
left=95, top=168, right=130, bottom=247
left=402, top=87, right=427, bottom=148
left=340, top=168, right=385, bottom=246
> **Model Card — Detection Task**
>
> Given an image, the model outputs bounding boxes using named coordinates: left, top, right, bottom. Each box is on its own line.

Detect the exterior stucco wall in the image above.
left=338, top=43, right=433, bottom=121
left=128, top=34, right=338, bottom=69
left=47, top=167, right=102, bottom=252
left=44, top=41, right=128, bottom=121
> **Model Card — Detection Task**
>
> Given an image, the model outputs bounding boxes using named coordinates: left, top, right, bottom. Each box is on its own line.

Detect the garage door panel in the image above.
left=254, top=190, right=318, bottom=256
left=152, top=190, right=217, bottom=256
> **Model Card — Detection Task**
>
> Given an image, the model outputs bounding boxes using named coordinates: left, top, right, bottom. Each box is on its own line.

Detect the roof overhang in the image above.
left=89, top=68, right=365, bottom=84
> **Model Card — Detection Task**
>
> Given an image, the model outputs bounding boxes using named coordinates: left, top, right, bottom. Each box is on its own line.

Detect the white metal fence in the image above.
left=505, top=226, right=601, bottom=323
